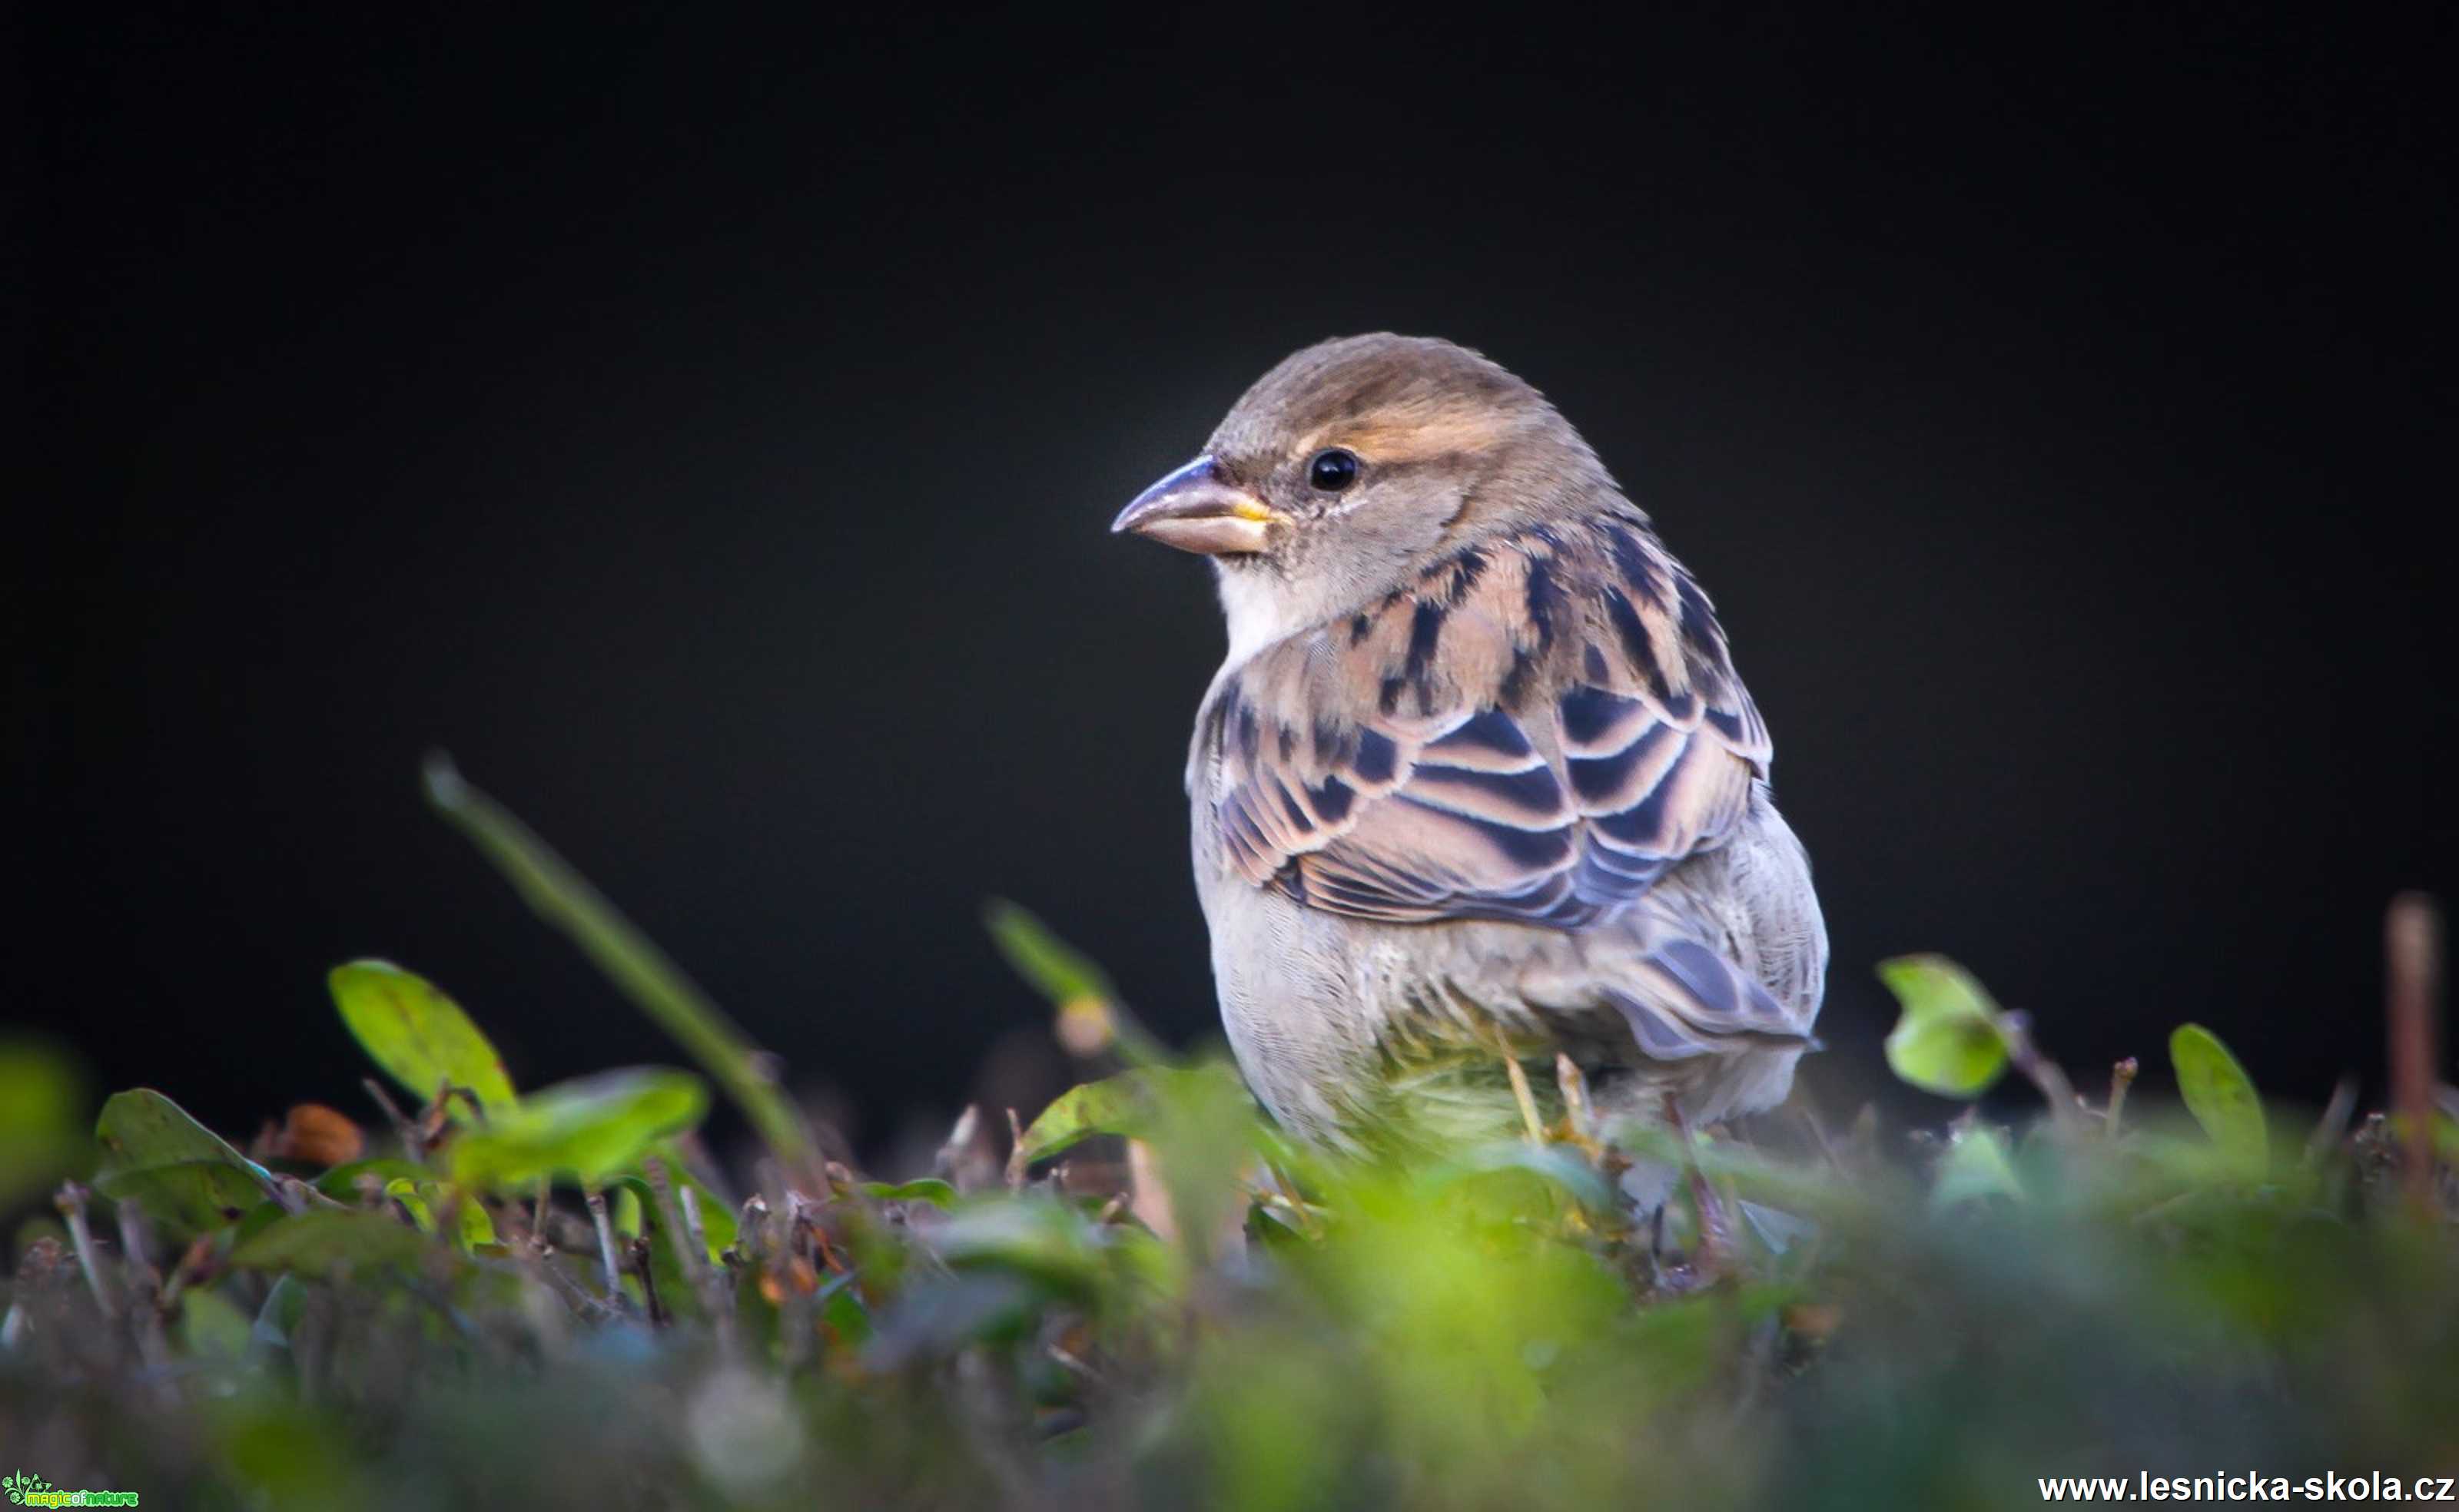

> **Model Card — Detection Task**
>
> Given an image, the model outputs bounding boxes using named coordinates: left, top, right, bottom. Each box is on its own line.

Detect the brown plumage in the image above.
left=1115, top=335, right=1824, bottom=1160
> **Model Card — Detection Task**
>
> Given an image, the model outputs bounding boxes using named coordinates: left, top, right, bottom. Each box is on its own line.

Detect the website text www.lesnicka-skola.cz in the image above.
left=2039, top=1474, right=2457, bottom=1502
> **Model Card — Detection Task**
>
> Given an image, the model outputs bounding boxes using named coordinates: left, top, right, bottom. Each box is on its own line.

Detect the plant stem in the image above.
left=1998, top=1010, right=2082, bottom=1133
left=55, top=1182, right=119, bottom=1322
left=2386, top=893, right=2444, bottom=1215
left=423, top=753, right=819, bottom=1185
left=2105, top=1057, right=2139, bottom=1139
left=584, top=1188, right=624, bottom=1302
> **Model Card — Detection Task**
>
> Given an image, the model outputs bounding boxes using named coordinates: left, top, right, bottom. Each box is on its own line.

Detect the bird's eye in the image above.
left=1308, top=448, right=1360, bottom=492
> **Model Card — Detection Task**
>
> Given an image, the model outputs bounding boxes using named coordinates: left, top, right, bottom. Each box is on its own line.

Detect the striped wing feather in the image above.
left=1203, top=515, right=1771, bottom=930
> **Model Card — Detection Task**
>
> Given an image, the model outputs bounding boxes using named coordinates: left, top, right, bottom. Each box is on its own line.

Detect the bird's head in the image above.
left=1113, top=334, right=1625, bottom=655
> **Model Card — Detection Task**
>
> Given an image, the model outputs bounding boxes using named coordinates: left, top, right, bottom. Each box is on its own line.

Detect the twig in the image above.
left=2305, top=1075, right=2360, bottom=1169
left=628, top=1235, right=665, bottom=1326
left=645, top=1158, right=707, bottom=1289
left=1004, top=1108, right=1027, bottom=1191
left=2105, top=1058, right=2139, bottom=1139
left=523, top=1239, right=615, bottom=1324
left=114, top=1197, right=158, bottom=1285
left=2387, top=893, right=2444, bottom=1214
left=362, top=1076, right=425, bottom=1162
left=584, top=1189, right=625, bottom=1303
left=735, top=1194, right=771, bottom=1269
left=1502, top=1054, right=1545, bottom=1143
left=114, top=1200, right=172, bottom=1376
left=1996, top=1010, right=2082, bottom=1133
left=937, top=1104, right=984, bottom=1192
left=1126, top=1139, right=1178, bottom=1245
left=276, top=1176, right=350, bottom=1214
left=1662, top=1095, right=1734, bottom=1276
left=1793, top=1090, right=1847, bottom=1173
left=677, top=1181, right=738, bottom=1352
left=1555, top=1054, right=1596, bottom=1143
left=55, top=1182, right=120, bottom=1322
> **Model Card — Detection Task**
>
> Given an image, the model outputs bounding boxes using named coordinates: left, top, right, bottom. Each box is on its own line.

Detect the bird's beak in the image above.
left=1110, top=456, right=1277, bottom=555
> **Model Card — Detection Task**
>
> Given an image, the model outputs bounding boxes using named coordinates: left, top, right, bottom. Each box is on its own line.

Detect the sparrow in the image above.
left=1113, top=334, right=1826, bottom=1163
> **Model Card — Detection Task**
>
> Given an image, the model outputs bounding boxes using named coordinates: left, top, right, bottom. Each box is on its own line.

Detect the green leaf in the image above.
left=1422, top=1142, right=1616, bottom=1210
left=602, top=1162, right=731, bottom=1324
left=383, top=1177, right=498, bottom=1251
left=1931, top=1123, right=2025, bottom=1207
left=230, top=1209, right=433, bottom=1277
left=250, top=1275, right=307, bottom=1354
left=453, top=1193, right=497, bottom=1248
left=928, top=1198, right=1116, bottom=1298
left=449, top=1068, right=708, bottom=1190
left=177, top=1286, right=255, bottom=1359
left=93, top=1089, right=279, bottom=1234
left=1012, top=1066, right=1248, bottom=1172
left=861, top=1178, right=957, bottom=1209
left=315, top=1158, right=430, bottom=1202
left=1012, top=1073, right=1148, bottom=1169
left=329, top=960, right=516, bottom=1118
left=383, top=1178, right=436, bottom=1233
left=1879, top=955, right=2012, bottom=1097
left=2170, top=1023, right=2267, bottom=1179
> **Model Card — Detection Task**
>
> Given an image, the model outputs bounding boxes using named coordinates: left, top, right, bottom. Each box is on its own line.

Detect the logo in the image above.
left=2, top=1472, right=138, bottom=1507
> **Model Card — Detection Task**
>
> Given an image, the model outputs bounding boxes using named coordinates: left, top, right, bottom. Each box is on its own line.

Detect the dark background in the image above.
left=16, top=8, right=2451, bottom=1161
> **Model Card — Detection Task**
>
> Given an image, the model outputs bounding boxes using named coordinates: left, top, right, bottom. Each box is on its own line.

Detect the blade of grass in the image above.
left=422, top=753, right=818, bottom=1185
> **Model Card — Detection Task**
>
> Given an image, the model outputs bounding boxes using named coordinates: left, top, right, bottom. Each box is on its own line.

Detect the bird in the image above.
left=1112, top=333, right=1826, bottom=1169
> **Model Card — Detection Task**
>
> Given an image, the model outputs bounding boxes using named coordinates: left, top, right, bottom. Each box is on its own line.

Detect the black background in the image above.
left=17, top=8, right=2451, bottom=1162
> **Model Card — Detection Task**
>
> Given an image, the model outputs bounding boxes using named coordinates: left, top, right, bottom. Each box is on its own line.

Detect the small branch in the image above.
left=523, top=1238, right=616, bottom=1324
left=2104, top=1058, right=2139, bottom=1139
left=275, top=1175, right=349, bottom=1214
left=733, top=1194, right=770, bottom=1270
left=677, top=1184, right=709, bottom=1265
left=115, top=1202, right=173, bottom=1379
left=55, top=1182, right=121, bottom=1322
left=114, top=1197, right=158, bottom=1285
left=1996, top=1010, right=2082, bottom=1133
left=676, top=1180, right=738, bottom=1353
left=644, top=1157, right=711, bottom=1296
left=584, top=1188, right=625, bottom=1302
left=362, top=1076, right=425, bottom=1162
left=2386, top=893, right=2444, bottom=1214
left=2305, top=1075, right=2361, bottom=1169
left=1555, top=1054, right=1597, bottom=1146
left=1125, top=1139, right=1179, bottom=1245
left=1502, top=1054, right=1545, bottom=1143
left=628, top=1235, right=665, bottom=1326
left=1662, top=1095, right=1733, bottom=1277
left=937, top=1104, right=984, bottom=1192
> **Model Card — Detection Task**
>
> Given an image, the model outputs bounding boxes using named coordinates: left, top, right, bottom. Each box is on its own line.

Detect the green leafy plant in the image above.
left=1877, top=954, right=2011, bottom=1096
left=3, top=768, right=2450, bottom=1511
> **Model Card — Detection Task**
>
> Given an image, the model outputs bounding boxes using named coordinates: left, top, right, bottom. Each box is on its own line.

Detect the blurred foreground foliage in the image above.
left=3, top=773, right=2454, bottom=1510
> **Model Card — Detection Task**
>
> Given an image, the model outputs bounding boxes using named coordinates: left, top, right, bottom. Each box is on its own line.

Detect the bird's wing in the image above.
left=1201, top=515, right=1771, bottom=930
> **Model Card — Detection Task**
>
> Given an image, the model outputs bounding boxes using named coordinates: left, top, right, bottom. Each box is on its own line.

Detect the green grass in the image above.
left=2, top=770, right=2454, bottom=1510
